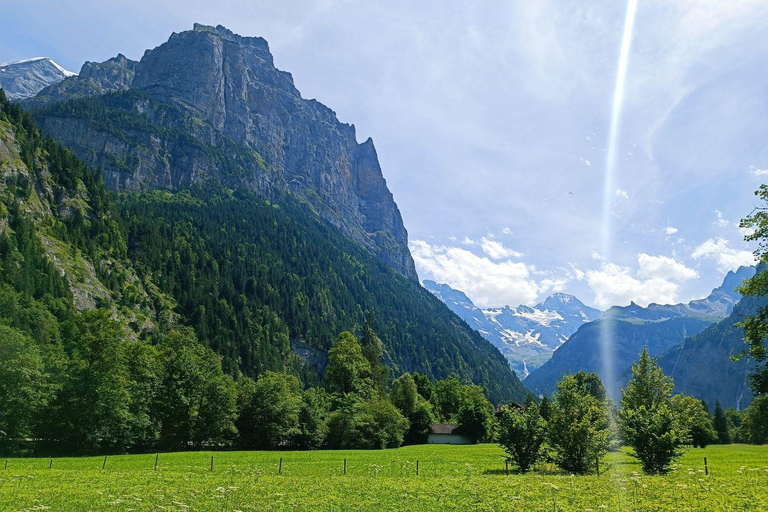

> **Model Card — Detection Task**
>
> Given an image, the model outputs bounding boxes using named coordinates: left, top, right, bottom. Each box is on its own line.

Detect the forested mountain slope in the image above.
left=117, top=187, right=527, bottom=402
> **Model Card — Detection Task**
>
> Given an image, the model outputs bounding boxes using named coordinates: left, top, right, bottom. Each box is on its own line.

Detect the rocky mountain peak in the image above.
left=20, top=24, right=417, bottom=280
left=0, top=57, right=76, bottom=100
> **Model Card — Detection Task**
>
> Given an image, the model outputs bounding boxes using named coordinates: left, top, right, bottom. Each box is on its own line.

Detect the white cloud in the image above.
left=586, top=254, right=697, bottom=308
left=615, top=189, right=629, bottom=200
left=637, top=253, right=698, bottom=281
left=713, top=210, right=729, bottom=227
left=739, top=226, right=755, bottom=237
left=411, top=239, right=554, bottom=307
left=502, top=227, right=512, bottom=235
left=479, top=237, right=522, bottom=260
left=691, top=237, right=756, bottom=272
left=664, top=226, right=678, bottom=235
left=749, top=165, right=768, bottom=177
left=590, top=250, right=604, bottom=261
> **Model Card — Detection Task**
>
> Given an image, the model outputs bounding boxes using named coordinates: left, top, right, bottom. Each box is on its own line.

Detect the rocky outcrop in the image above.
left=25, top=24, right=417, bottom=280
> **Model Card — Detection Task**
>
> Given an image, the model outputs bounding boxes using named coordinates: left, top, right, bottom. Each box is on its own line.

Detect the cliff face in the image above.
left=25, top=24, right=417, bottom=280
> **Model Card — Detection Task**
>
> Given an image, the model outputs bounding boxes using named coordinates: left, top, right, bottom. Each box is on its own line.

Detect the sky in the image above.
left=2, top=0, right=768, bottom=310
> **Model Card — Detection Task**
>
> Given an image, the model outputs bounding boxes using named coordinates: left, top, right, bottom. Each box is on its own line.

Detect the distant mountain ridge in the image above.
left=524, top=266, right=756, bottom=399
left=0, top=57, right=75, bottom=100
left=424, top=280, right=602, bottom=378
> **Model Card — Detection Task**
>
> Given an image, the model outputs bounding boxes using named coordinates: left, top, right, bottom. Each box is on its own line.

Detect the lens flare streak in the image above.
left=601, top=0, right=638, bottom=400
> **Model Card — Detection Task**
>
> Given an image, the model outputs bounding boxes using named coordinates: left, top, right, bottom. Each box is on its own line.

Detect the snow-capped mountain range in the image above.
left=423, top=280, right=602, bottom=378
left=0, top=57, right=75, bottom=100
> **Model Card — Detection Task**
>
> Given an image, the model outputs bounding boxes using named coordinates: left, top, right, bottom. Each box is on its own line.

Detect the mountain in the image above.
left=0, top=57, right=75, bottom=100
left=424, top=280, right=601, bottom=378
left=23, top=24, right=416, bottom=281
left=524, top=267, right=755, bottom=399
left=658, top=292, right=766, bottom=411
left=2, top=25, right=528, bottom=403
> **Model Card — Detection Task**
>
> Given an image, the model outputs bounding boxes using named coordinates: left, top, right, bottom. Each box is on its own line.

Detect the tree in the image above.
left=0, top=325, right=52, bottom=454
left=538, top=395, right=552, bottom=422
left=497, top=398, right=546, bottom=472
left=737, top=186, right=768, bottom=394
left=390, top=373, right=434, bottom=444
left=671, top=394, right=717, bottom=448
left=325, top=398, right=408, bottom=449
left=326, top=331, right=372, bottom=396
left=412, top=372, right=434, bottom=402
left=620, top=348, right=687, bottom=474
left=455, top=385, right=495, bottom=444
left=548, top=372, right=610, bottom=474
left=434, top=377, right=463, bottom=421
left=360, top=314, right=388, bottom=394
left=154, top=328, right=237, bottom=450
left=713, top=401, right=730, bottom=444
left=294, top=387, right=330, bottom=449
left=742, top=394, right=768, bottom=444
left=237, top=372, right=302, bottom=449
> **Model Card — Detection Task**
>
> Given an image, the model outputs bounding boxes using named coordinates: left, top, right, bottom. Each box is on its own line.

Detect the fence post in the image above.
left=416, top=460, right=419, bottom=476
left=102, top=456, right=107, bottom=470
left=704, top=457, right=708, bottom=476
left=49, top=459, right=53, bottom=469
left=343, top=458, right=347, bottom=475
left=210, top=455, right=214, bottom=472
left=505, top=460, right=509, bottom=476
left=4, top=459, right=7, bottom=470
left=154, top=453, right=159, bottom=470
left=279, top=457, right=283, bottom=474
left=596, top=456, right=600, bottom=477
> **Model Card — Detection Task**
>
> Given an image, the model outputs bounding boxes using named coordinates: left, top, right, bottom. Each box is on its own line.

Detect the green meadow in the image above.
left=1, top=444, right=766, bottom=511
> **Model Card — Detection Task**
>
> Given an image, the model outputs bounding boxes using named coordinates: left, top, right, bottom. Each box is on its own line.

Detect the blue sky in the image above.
left=2, top=0, right=767, bottom=309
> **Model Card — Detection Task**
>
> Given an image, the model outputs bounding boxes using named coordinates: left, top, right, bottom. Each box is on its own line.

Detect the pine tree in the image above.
left=713, top=400, right=730, bottom=444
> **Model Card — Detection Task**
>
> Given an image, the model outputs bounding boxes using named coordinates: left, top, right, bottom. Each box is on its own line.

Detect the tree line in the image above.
left=0, top=309, right=501, bottom=455
left=498, top=347, right=768, bottom=476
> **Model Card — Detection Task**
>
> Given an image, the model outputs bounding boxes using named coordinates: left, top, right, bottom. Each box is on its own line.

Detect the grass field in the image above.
left=0, top=444, right=766, bottom=511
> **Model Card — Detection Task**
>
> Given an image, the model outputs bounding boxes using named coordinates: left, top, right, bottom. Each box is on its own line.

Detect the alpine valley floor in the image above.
left=1, top=444, right=766, bottom=511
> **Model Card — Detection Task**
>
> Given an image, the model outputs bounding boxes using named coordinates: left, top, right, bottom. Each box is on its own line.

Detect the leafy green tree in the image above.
left=326, top=331, right=372, bottom=395
left=390, top=373, right=434, bottom=444
left=236, top=371, right=302, bottom=449
left=0, top=325, right=53, bottom=454
left=360, top=314, right=388, bottom=394
left=455, top=385, right=495, bottom=444
left=294, top=387, right=330, bottom=449
left=713, top=401, right=730, bottom=444
left=497, top=398, right=546, bottom=472
left=51, top=309, right=134, bottom=454
left=434, top=377, right=463, bottom=421
left=549, top=372, right=610, bottom=474
left=325, top=398, right=408, bottom=449
left=620, top=348, right=687, bottom=474
left=411, top=372, right=434, bottom=402
left=671, top=394, right=717, bottom=448
left=742, top=395, right=768, bottom=444
left=154, top=328, right=237, bottom=450
left=737, top=186, right=768, bottom=394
